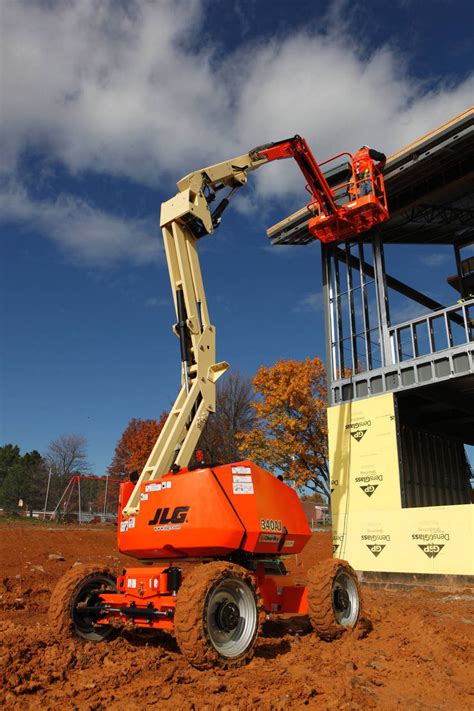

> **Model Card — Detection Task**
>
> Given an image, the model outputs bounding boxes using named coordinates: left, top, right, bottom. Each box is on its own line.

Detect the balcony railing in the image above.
left=389, top=298, right=473, bottom=364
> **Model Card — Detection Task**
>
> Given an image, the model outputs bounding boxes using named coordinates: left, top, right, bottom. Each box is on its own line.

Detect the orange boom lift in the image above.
left=50, top=136, right=388, bottom=668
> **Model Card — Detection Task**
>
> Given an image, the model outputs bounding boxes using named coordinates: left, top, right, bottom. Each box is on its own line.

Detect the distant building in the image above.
left=300, top=501, right=329, bottom=528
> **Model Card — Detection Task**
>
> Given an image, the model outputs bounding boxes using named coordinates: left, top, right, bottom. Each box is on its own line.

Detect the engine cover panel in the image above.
left=117, top=461, right=311, bottom=560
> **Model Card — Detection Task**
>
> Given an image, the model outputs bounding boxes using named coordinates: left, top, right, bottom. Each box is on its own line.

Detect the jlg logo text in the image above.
left=148, top=506, right=190, bottom=526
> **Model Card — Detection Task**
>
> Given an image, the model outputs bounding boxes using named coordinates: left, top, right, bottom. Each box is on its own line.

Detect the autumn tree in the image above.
left=197, top=372, right=255, bottom=464
left=239, top=358, right=329, bottom=498
left=108, top=415, right=168, bottom=479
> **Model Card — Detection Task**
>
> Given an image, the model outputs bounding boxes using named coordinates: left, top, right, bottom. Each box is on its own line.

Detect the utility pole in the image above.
left=77, top=475, right=82, bottom=524
left=103, top=472, right=109, bottom=522
left=43, top=467, right=52, bottom=520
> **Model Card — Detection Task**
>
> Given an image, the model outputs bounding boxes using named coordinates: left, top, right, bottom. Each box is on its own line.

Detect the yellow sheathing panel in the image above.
left=331, top=507, right=473, bottom=576
left=329, top=393, right=401, bottom=515
left=328, top=394, right=474, bottom=576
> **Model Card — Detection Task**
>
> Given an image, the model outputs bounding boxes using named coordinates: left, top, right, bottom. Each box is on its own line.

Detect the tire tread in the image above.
left=307, top=558, right=362, bottom=641
left=174, top=561, right=261, bottom=669
left=48, top=564, right=115, bottom=642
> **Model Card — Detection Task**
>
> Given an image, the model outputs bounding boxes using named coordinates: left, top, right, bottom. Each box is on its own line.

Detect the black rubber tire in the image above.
left=48, top=564, right=117, bottom=642
left=307, top=558, right=362, bottom=641
left=174, top=562, right=261, bottom=669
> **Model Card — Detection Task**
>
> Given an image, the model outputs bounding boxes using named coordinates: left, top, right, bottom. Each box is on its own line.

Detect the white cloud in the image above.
left=295, top=292, right=325, bottom=313
left=1, top=0, right=234, bottom=183
left=420, top=252, right=452, bottom=268
left=262, top=244, right=298, bottom=257
left=145, top=295, right=167, bottom=307
left=0, top=180, right=160, bottom=266
left=1, top=0, right=473, bottom=264
left=238, top=36, right=473, bottom=199
left=390, top=300, right=430, bottom=325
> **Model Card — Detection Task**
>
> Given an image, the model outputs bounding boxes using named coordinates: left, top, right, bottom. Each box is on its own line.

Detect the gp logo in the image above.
left=419, top=544, right=445, bottom=559
left=360, top=484, right=378, bottom=497
left=351, top=429, right=367, bottom=442
left=367, top=544, right=385, bottom=557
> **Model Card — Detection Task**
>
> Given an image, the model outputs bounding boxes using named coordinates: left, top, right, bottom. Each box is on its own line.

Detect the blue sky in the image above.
left=1, top=0, right=473, bottom=476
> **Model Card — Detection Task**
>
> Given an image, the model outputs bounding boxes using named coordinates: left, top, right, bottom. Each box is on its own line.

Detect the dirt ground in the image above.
left=1, top=519, right=473, bottom=710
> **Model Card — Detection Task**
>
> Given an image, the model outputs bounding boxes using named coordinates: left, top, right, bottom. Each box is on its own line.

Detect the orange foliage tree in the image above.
left=108, top=415, right=168, bottom=479
left=239, top=358, right=329, bottom=498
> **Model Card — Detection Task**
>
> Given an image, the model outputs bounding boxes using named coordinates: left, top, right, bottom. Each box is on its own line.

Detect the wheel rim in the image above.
left=331, top=569, right=360, bottom=627
left=71, top=575, right=115, bottom=640
left=205, top=576, right=257, bottom=659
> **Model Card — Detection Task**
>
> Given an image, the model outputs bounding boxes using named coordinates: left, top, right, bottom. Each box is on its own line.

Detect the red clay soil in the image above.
left=1, top=519, right=473, bottom=710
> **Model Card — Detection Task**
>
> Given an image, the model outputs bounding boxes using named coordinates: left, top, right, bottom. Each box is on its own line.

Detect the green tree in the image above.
left=0, top=444, right=21, bottom=487
left=22, top=450, right=49, bottom=510
left=0, top=445, right=49, bottom=512
left=0, top=462, right=24, bottom=511
left=0, top=444, right=25, bottom=511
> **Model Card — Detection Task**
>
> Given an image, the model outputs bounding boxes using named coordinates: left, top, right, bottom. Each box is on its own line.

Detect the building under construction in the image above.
left=269, top=108, right=473, bottom=583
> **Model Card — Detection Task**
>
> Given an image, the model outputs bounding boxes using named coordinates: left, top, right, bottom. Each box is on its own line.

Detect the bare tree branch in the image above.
left=45, top=434, right=91, bottom=477
left=197, top=372, right=255, bottom=464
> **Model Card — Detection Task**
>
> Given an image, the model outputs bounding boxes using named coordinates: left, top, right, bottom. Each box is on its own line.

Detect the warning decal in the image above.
left=233, top=482, right=254, bottom=495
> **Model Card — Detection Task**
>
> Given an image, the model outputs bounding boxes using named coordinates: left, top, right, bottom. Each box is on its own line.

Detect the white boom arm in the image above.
left=123, top=150, right=269, bottom=515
